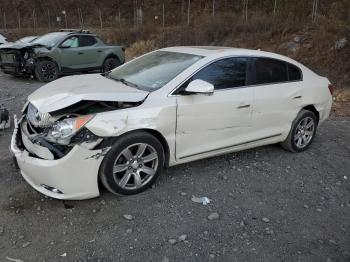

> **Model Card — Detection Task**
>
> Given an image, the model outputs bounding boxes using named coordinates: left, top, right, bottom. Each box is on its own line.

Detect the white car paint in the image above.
left=28, top=74, right=149, bottom=113
left=0, top=34, right=7, bottom=45
left=11, top=46, right=333, bottom=200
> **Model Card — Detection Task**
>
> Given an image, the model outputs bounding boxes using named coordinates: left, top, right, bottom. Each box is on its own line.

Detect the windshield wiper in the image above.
left=109, top=75, right=140, bottom=89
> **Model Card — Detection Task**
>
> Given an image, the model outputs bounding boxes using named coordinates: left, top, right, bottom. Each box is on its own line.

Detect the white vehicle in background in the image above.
left=11, top=46, right=334, bottom=200
left=0, top=33, right=8, bottom=45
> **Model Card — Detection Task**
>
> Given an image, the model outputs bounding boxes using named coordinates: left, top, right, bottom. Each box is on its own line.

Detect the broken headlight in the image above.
left=45, top=115, right=94, bottom=145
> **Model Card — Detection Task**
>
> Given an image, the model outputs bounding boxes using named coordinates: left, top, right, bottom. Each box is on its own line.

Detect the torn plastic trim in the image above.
left=19, top=118, right=105, bottom=160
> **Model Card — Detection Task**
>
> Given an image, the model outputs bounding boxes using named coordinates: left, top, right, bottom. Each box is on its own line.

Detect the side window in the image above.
left=190, top=57, right=247, bottom=90
left=250, top=58, right=288, bottom=85
left=288, top=63, right=302, bottom=81
left=61, top=36, right=79, bottom=48
left=79, top=36, right=97, bottom=47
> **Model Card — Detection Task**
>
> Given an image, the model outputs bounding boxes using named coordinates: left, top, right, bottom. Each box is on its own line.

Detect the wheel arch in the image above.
left=301, top=105, right=320, bottom=124
left=103, top=52, right=122, bottom=65
left=35, top=56, right=61, bottom=70
left=97, top=128, right=171, bottom=168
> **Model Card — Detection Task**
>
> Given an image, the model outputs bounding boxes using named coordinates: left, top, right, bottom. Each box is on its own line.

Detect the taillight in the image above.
left=328, top=84, right=336, bottom=95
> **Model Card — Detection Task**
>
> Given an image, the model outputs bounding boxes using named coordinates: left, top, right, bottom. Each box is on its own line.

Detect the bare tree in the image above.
left=243, top=0, right=248, bottom=23
left=98, top=8, right=103, bottom=29
left=212, top=0, right=215, bottom=17
left=312, top=0, right=319, bottom=22
left=187, top=0, right=191, bottom=25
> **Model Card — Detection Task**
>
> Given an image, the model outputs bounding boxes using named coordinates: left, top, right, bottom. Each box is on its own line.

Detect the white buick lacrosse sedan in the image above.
left=11, top=46, right=334, bottom=200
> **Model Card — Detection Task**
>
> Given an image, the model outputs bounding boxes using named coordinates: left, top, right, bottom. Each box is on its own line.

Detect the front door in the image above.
left=175, top=57, right=254, bottom=159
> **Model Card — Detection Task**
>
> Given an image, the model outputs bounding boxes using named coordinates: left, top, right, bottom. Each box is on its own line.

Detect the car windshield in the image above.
left=108, top=51, right=203, bottom=91
left=17, top=36, right=37, bottom=43
left=32, top=32, right=67, bottom=48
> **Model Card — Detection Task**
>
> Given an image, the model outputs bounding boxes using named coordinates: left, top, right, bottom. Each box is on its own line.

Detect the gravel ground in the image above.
left=0, top=72, right=349, bottom=262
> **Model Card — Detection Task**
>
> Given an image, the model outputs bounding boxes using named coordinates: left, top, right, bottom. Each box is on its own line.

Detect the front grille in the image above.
left=0, top=53, right=15, bottom=63
left=27, top=103, right=53, bottom=128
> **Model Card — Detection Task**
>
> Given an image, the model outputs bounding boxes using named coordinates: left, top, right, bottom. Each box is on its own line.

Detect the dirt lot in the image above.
left=0, top=72, right=349, bottom=262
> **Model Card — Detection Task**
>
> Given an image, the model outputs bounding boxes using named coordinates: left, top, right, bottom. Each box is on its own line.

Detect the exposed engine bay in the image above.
left=0, top=45, right=41, bottom=76
left=18, top=100, right=142, bottom=160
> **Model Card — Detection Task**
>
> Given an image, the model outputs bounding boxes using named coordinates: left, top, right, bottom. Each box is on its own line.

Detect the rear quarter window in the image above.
left=250, top=58, right=288, bottom=85
left=79, top=36, right=97, bottom=47
left=288, top=63, right=302, bottom=81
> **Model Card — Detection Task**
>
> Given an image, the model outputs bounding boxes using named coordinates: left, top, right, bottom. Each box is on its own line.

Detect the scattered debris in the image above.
left=168, top=238, right=177, bottom=245
left=123, top=214, right=134, bottom=220
left=191, top=196, right=211, bottom=205
left=126, top=228, right=133, bottom=234
left=6, top=257, right=24, bottom=262
left=60, top=253, right=67, bottom=257
left=335, top=38, right=347, bottom=50
left=293, top=35, right=303, bottom=43
left=262, top=217, right=270, bottom=223
left=329, top=239, right=337, bottom=245
left=207, top=212, right=220, bottom=220
left=0, top=105, right=10, bottom=130
left=178, top=234, right=187, bottom=241
left=180, top=192, right=187, bottom=196
left=287, top=42, right=300, bottom=52
left=22, top=241, right=31, bottom=248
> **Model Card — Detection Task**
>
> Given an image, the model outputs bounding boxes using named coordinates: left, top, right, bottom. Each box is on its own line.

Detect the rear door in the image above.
left=250, top=57, right=303, bottom=138
left=59, top=35, right=99, bottom=70
left=175, top=57, right=254, bottom=159
left=76, top=35, right=101, bottom=68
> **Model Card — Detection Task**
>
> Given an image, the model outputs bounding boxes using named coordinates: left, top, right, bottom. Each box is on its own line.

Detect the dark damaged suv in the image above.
left=0, top=30, right=125, bottom=82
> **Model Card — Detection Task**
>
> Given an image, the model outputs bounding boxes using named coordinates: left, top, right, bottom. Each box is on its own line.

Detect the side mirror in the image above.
left=59, top=44, right=71, bottom=49
left=185, top=79, right=214, bottom=95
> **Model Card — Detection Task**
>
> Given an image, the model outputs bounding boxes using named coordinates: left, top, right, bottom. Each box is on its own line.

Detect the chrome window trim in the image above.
left=168, top=55, right=303, bottom=97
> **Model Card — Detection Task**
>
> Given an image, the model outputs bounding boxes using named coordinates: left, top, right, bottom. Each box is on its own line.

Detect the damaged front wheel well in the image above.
left=96, top=129, right=170, bottom=168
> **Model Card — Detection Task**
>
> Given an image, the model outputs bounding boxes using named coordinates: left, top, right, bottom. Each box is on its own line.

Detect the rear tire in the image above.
left=99, top=131, right=164, bottom=196
left=281, top=109, right=318, bottom=153
left=102, top=57, right=121, bottom=73
left=35, top=60, right=59, bottom=82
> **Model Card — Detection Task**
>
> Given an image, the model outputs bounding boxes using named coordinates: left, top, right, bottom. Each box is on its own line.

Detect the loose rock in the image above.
left=123, top=214, right=134, bottom=220
left=208, top=212, right=220, bottom=220
left=178, top=234, right=187, bottom=241
left=168, top=238, right=177, bottom=245
left=335, top=38, right=347, bottom=50
left=22, top=242, right=30, bottom=248
left=262, top=217, right=270, bottom=223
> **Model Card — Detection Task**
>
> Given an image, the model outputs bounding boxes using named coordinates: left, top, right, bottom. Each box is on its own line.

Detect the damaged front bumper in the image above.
left=10, top=116, right=109, bottom=200
left=0, top=52, right=35, bottom=76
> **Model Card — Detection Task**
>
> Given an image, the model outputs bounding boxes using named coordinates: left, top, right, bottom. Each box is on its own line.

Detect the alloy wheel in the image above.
left=112, top=143, right=159, bottom=190
left=40, top=63, right=57, bottom=81
left=294, top=116, right=315, bottom=149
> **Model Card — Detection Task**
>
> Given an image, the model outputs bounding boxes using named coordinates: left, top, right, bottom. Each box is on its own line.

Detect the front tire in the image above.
left=35, top=60, right=59, bottom=82
left=99, top=131, right=164, bottom=195
left=281, top=109, right=318, bottom=152
left=102, top=57, right=121, bottom=73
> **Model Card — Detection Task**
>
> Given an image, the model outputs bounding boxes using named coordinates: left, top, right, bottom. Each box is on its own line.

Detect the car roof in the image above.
left=160, top=46, right=304, bottom=67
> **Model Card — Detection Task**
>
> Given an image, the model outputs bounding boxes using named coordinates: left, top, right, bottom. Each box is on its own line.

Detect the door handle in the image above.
left=78, top=52, right=84, bottom=55
left=237, top=104, right=250, bottom=109
left=292, top=95, right=302, bottom=99
left=97, top=50, right=103, bottom=53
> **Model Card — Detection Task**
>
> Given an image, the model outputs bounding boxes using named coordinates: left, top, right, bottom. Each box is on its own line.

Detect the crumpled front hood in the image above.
left=28, top=74, right=149, bottom=113
left=0, top=42, right=45, bottom=50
